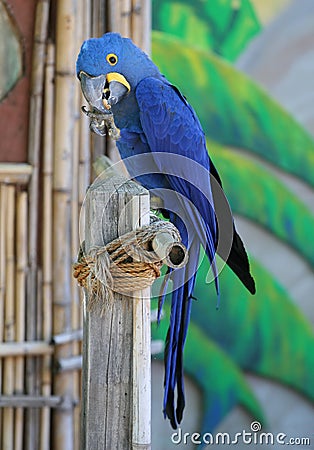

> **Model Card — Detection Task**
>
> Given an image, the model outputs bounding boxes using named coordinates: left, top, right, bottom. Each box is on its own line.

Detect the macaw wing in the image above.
left=136, top=77, right=255, bottom=295
left=136, top=77, right=219, bottom=427
left=136, top=76, right=218, bottom=254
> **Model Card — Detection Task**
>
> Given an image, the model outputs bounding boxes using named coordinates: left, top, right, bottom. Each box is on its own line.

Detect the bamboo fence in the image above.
left=0, top=0, right=151, bottom=448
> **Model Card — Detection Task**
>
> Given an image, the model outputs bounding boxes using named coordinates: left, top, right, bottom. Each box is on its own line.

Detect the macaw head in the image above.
left=76, top=32, right=159, bottom=114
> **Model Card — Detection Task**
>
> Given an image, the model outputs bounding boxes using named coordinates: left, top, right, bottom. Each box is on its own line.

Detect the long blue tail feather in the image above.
left=163, top=232, right=202, bottom=428
left=161, top=201, right=219, bottom=428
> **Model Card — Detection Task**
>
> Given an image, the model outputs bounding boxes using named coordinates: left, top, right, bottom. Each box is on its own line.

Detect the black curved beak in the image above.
left=79, top=72, right=108, bottom=113
left=79, top=71, right=130, bottom=113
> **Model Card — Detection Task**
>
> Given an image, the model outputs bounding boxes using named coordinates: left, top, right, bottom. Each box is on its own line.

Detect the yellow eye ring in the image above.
left=106, top=53, right=118, bottom=66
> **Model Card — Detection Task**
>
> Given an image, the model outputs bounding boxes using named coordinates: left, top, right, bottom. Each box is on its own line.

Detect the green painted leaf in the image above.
left=208, top=140, right=314, bottom=268
left=152, top=32, right=314, bottom=187
left=192, top=251, right=314, bottom=402
left=151, top=299, right=264, bottom=431
left=152, top=0, right=261, bottom=61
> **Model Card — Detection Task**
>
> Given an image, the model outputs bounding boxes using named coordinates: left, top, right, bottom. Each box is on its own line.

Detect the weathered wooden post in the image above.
left=80, top=169, right=151, bottom=449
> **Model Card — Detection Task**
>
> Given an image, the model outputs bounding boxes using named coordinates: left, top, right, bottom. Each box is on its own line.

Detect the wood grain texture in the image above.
left=81, top=174, right=151, bottom=449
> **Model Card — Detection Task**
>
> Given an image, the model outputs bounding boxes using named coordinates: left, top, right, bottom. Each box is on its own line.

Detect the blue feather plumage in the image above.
left=77, top=32, right=255, bottom=428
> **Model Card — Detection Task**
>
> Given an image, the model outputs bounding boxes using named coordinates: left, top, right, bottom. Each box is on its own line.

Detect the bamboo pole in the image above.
left=0, top=342, right=53, bottom=357
left=107, top=0, right=119, bottom=31
left=104, top=0, right=125, bottom=163
left=78, top=0, right=91, bottom=178
left=90, top=0, right=108, bottom=164
left=55, top=356, right=82, bottom=372
left=0, top=396, right=69, bottom=409
left=2, top=185, right=16, bottom=450
left=82, top=0, right=91, bottom=40
left=121, top=0, right=132, bottom=36
left=75, top=3, right=91, bottom=443
left=131, top=0, right=151, bottom=53
left=14, top=190, right=28, bottom=450
left=78, top=0, right=91, bottom=273
left=26, top=1, right=50, bottom=447
left=81, top=173, right=151, bottom=449
left=0, top=164, right=32, bottom=184
left=99, top=0, right=152, bottom=163
left=78, top=101, right=91, bottom=207
left=78, top=104, right=91, bottom=203
left=71, top=56, right=80, bottom=313
left=37, top=270, right=44, bottom=357
left=91, top=0, right=106, bottom=37
left=52, top=1, right=78, bottom=448
left=78, top=101, right=91, bottom=271
left=72, top=21, right=82, bottom=448
left=52, top=329, right=83, bottom=345
left=0, top=183, right=7, bottom=443
left=40, top=39, right=55, bottom=450
left=152, top=232, right=188, bottom=268
left=78, top=0, right=91, bottom=197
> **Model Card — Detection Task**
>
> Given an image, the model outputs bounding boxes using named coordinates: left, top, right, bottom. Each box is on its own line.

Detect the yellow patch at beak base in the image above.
left=106, top=72, right=131, bottom=92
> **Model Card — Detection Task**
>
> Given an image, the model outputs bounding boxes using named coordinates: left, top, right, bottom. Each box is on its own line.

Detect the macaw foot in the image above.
left=81, top=106, right=120, bottom=140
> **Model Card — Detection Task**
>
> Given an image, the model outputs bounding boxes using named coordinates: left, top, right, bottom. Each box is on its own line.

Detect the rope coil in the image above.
left=73, top=217, right=188, bottom=313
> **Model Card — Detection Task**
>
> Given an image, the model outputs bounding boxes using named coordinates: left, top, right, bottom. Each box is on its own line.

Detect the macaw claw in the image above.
left=81, top=106, right=120, bottom=140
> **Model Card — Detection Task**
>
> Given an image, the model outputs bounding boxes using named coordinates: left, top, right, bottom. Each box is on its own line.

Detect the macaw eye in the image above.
left=106, top=53, right=118, bottom=66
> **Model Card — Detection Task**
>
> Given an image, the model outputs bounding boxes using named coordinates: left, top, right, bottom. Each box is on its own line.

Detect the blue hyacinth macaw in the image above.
left=76, top=32, right=255, bottom=429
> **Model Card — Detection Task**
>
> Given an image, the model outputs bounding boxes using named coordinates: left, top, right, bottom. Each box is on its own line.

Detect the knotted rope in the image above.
left=73, top=216, right=187, bottom=313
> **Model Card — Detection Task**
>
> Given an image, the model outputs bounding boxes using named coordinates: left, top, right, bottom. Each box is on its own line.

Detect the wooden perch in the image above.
left=81, top=170, right=151, bottom=450
left=78, top=156, right=189, bottom=449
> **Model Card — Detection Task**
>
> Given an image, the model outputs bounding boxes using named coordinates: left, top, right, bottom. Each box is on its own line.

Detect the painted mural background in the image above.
left=0, top=0, right=313, bottom=448
left=150, top=1, right=314, bottom=448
